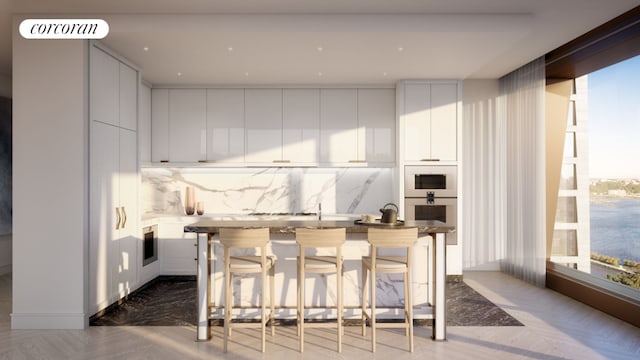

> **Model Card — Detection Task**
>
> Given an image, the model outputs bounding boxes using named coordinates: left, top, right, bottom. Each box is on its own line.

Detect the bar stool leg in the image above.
left=270, top=264, right=275, bottom=337
left=371, top=268, right=376, bottom=353
left=337, top=261, right=343, bottom=352
left=299, top=261, right=305, bottom=352
left=224, top=264, right=231, bottom=353
left=261, top=267, right=266, bottom=353
left=361, top=262, right=367, bottom=336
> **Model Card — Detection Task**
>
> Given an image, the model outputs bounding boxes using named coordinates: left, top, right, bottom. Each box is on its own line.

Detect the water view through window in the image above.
left=587, top=54, right=640, bottom=290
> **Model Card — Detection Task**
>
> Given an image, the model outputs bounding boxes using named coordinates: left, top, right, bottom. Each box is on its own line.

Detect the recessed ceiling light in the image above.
left=383, top=72, right=388, bottom=77
left=227, top=46, right=233, bottom=52
left=177, top=72, right=182, bottom=77
left=317, top=46, right=323, bottom=52
left=317, top=72, right=323, bottom=77
left=244, top=72, right=249, bottom=77
left=397, top=46, right=404, bottom=52
left=143, top=46, right=149, bottom=52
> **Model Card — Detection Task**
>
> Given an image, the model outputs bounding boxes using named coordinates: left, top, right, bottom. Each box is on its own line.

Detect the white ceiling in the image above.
left=3, top=0, right=640, bottom=85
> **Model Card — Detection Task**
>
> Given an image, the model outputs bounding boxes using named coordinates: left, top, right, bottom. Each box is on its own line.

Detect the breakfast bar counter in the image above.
left=184, top=219, right=454, bottom=342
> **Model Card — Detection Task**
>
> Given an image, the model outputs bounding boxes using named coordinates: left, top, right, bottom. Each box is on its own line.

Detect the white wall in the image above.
left=0, top=74, right=11, bottom=98
left=12, top=24, right=88, bottom=329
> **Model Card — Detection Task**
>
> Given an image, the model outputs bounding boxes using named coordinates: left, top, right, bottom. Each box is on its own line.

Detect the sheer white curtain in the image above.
left=462, top=80, right=506, bottom=269
left=499, top=57, right=546, bottom=287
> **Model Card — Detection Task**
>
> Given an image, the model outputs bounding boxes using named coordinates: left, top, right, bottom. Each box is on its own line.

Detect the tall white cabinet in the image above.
left=89, top=44, right=139, bottom=315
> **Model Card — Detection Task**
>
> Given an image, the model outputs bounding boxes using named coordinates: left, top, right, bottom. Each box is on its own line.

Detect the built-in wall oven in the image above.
left=404, top=166, right=457, bottom=245
left=142, top=224, right=158, bottom=266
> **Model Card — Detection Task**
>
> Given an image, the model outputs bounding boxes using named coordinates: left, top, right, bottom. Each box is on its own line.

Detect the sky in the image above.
left=588, top=54, right=640, bottom=180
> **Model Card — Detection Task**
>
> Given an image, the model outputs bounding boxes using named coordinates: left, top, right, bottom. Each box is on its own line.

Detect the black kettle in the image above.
left=379, top=203, right=399, bottom=224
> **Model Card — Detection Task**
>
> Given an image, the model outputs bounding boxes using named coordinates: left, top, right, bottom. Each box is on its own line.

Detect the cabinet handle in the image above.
left=198, top=160, right=215, bottom=163
left=420, top=158, right=441, bottom=162
left=348, top=160, right=367, bottom=163
left=160, top=160, right=169, bottom=163
left=115, top=207, right=121, bottom=230
left=121, top=206, right=127, bottom=228
left=272, top=159, right=290, bottom=163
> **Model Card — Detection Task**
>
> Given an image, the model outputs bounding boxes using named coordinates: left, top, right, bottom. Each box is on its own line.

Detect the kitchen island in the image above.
left=184, top=219, right=454, bottom=342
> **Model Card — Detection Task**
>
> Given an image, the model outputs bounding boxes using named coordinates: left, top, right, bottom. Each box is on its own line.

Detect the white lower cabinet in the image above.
left=89, top=122, right=139, bottom=315
left=159, top=223, right=197, bottom=275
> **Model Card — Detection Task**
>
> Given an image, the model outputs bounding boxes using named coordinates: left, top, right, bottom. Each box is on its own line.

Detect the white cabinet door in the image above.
left=403, top=84, right=431, bottom=161
left=90, top=46, right=119, bottom=127
left=90, top=121, right=119, bottom=314
left=206, top=89, right=245, bottom=163
left=245, top=89, right=283, bottom=163
left=403, top=82, right=458, bottom=162
left=283, top=89, right=320, bottom=163
left=138, top=84, right=151, bottom=163
left=118, top=128, right=138, bottom=297
left=169, top=89, right=207, bottom=162
left=151, top=89, right=169, bottom=162
left=119, top=63, right=138, bottom=131
left=320, top=89, right=358, bottom=163
left=159, top=223, right=197, bottom=275
left=358, top=88, right=395, bottom=163
left=430, top=83, right=458, bottom=162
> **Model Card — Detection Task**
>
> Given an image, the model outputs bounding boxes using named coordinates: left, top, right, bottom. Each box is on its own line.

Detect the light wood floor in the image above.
left=1, top=271, right=639, bottom=359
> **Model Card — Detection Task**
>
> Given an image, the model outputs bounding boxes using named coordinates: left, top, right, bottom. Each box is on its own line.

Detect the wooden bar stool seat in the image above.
left=219, top=227, right=275, bottom=353
left=295, top=227, right=346, bottom=353
left=361, top=227, right=418, bottom=352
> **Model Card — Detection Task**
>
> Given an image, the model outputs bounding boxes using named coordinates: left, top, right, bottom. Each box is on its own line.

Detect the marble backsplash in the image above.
left=141, top=167, right=394, bottom=217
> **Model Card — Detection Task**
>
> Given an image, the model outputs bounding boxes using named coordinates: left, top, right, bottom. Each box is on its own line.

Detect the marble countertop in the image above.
left=183, top=219, right=454, bottom=234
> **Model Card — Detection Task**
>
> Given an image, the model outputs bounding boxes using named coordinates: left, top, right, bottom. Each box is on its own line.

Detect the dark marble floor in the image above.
left=90, top=276, right=523, bottom=327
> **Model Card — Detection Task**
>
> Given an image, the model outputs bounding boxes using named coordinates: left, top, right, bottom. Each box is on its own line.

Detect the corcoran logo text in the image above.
left=19, top=19, right=109, bottom=39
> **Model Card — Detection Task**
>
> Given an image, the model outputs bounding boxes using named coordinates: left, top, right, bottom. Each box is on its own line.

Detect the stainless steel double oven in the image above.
left=404, top=165, right=457, bottom=244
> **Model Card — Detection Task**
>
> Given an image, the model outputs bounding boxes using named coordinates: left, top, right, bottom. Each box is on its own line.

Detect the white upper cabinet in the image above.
left=429, top=83, right=458, bottom=162
left=90, top=46, right=119, bottom=127
left=357, top=88, right=395, bottom=163
left=168, top=89, right=207, bottom=162
left=320, top=89, right=359, bottom=163
left=148, top=86, right=396, bottom=167
left=151, top=89, right=169, bottom=162
left=119, top=63, right=138, bottom=131
left=89, top=46, right=138, bottom=131
left=402, top=82, right=458, bottom=162
left=282, top=89, right=320, bottom=163
left=138, top=83, right=151, bottom=163
left=244, top=89, right=283, bottom=163
left=207, top=89, right=245, bottom=163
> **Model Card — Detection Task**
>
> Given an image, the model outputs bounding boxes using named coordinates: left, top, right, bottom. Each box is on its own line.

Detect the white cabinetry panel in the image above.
left=320, top=89, right=358, bottom=163
left=169, top=89, right=207, bottom=162
left=90, top=46, right=119, bottom=127
left=245, top=89, right=283, bottom=163
left=207, top=89, right=245, bottom=163
left=138, top=83, right=151, bottom=163
left=119, top=63, right=138, bottom=131
left=151, top=89, right=169, bottom=162
left=358, top=88, right=395, bottom=163
left=159, top=223, right=197, bottom=275
left=89, top=44, right=140, bottom=315
left=90, top=123, right=139, bottom=314
left=89, top=122, right=119, bottom=314
left=402, top=82, right=458, bottom=162
left=430, top=83, right=458, bottom=162
left=282, top=89, right=320, bottom=163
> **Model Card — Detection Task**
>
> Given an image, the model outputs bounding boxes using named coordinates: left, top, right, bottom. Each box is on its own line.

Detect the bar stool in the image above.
left=361, top=227, right=418, bottom=352
left=219, top=227, right=275, bottom=353
left=296, top=227, right=346, bottom=353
